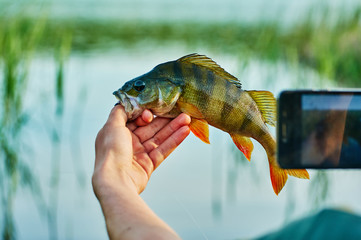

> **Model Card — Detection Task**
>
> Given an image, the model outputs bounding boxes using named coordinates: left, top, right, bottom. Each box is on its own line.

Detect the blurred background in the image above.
left=0, top=0, right=360, bottom=239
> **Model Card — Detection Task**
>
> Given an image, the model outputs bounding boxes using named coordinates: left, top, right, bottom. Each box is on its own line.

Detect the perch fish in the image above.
left=113, top=53, right=309, bottom=195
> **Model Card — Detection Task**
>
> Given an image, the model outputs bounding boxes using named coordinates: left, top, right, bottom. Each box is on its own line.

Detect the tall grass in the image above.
left=0, top=14, right=46, bottom=240
left=0, top=13, right=72, bottom=239
left=47, top=30, right=72, bottom=240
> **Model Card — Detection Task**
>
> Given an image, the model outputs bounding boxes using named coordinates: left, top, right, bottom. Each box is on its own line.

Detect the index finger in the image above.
left=149, top=125, right=191, bottom=170
left=127, top=110, right=154, bottom=131
left=142, top=113, right=191, bottom=149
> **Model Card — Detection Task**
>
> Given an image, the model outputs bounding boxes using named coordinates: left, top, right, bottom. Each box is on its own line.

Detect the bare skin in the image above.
left=92, top=105, right=191, bottom=239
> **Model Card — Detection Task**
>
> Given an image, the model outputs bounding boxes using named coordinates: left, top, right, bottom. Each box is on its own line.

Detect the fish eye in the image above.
left=133, top=80, right=145, bottom=92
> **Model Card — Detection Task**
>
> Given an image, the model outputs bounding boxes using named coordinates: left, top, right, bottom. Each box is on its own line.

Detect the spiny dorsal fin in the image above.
left=246, top=90, right=276, bottom=126
left=177, top=53, right=242, bottom=88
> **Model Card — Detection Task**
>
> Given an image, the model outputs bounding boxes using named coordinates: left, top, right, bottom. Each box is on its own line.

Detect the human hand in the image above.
left=93, top=105, right=191, bottom=198
left=92, top=105, right=188, bottom=239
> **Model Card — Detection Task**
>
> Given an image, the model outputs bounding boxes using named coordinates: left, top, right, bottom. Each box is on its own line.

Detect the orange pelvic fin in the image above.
left=177, top=102, right=204, bottom=119
left=286, top=169, right=310, bottom=179
left=230, top=134, right=254, bottom=161
left=269, top=161, right=288, bottom=195
left=190, top=118, right=210, bottom=144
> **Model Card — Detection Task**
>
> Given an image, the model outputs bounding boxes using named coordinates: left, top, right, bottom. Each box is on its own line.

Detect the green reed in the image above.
left=0, top=12, right=72, bottom=239
left=34, top=7, right=358, bottom=87
left=2, top=8, right=359, bottom=87
left=48, top=29, right=73, bottom=240
left=0, top=14, right=45, bottom=240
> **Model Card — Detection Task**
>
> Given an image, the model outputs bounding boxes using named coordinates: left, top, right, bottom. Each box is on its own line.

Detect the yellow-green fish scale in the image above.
left=177, top=62, right=269, bottom=143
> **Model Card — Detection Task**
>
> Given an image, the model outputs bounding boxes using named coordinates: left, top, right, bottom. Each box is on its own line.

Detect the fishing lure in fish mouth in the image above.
left=113, top=53, right=309, bottom=195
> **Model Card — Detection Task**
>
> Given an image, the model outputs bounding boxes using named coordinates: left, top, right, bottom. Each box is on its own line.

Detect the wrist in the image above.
left=92, top=157, right=181, bottom=240
left=92, top=158, right=138, bottom=202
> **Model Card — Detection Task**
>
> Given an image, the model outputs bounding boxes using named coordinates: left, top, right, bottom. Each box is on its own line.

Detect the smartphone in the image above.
left=277, top=90, right=361, bottom=169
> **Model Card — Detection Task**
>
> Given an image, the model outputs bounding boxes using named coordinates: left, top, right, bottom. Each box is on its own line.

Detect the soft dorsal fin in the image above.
left=246, top=90, right=277, bottom=126
left=177, top=53, right=242, bottom=88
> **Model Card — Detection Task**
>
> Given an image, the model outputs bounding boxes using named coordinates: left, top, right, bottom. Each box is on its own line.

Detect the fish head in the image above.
left=113, top=65, right=183, bottom=120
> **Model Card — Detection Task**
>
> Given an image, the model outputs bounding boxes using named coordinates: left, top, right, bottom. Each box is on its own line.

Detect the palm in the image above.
left=126, top=114, right=191, bottom=193
left=94, top=106, right=190, bottom=195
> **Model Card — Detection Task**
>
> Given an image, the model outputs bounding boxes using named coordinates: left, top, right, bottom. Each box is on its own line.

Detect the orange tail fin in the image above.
left=229, top=132, right=309, bottom=195
left=269, top=155, right=310, bottom=195
left=229, top=133, right=289, bottom=194
left=286, top=169, right=310, bottom=179
left=269, top=159, right=288, bottom=195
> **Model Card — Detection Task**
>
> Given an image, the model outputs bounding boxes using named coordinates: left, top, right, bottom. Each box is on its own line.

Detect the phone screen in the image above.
left=278, top=91, right=361, bottom=169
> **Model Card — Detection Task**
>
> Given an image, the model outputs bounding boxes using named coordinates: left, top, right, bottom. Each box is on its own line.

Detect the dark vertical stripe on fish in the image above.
left=192, top=64, right=209, bottom=111
left=238, top=101, right=264, bottom=136
left=239, top=111, right=252, bottom=132
left=223, top=86, right=245, bottom=129
left=205, top=69, right=216, bottom=112
left=221, top=79, right=235, bottom=123
left=173, top=62, right=183, bottom=81
left=206, top=68, right=215, bottom=93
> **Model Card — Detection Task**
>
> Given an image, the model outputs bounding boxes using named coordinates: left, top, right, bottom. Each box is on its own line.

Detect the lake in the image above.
left=9, top=46, right=361, bottom=239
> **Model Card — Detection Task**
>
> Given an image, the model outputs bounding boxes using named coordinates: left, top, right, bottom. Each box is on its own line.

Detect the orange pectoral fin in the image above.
left=230, top=134, right=254, bottom=161
left=177, top=102, right=204, bottom=119
left=190, top=118, right=210, bottom=144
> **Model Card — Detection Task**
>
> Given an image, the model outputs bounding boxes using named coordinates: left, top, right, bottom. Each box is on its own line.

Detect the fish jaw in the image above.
left=113, top=89, right=144, bottom=120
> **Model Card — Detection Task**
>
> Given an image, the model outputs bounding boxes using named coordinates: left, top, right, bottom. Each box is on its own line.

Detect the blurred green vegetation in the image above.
left=0, top=14, right=47, bottom=240
left=2, top=7, right=360, bottom=86
left=0, top=13, right=71, bottom=240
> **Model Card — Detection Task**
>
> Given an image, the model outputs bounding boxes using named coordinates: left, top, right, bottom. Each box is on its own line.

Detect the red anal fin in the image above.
left=230, top=134, right=254, bottom=161
left=190, top=118, right=210, bottom=144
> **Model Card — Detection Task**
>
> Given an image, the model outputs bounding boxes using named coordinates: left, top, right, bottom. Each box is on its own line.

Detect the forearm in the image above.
left=93, top=107, right=190, bottom=239
left=94, top=168, right=180, bottom=240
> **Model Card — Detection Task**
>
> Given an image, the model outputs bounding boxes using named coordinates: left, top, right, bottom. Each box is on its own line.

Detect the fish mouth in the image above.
left=113, top=90, right=143, bottom=120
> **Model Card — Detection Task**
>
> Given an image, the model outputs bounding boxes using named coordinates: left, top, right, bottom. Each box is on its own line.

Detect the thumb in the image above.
left=106, top=105, right=128, bottom=127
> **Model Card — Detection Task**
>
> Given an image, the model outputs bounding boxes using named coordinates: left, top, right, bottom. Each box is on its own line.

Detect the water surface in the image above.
left=12, top=48, right=361, bottom=239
